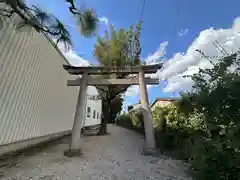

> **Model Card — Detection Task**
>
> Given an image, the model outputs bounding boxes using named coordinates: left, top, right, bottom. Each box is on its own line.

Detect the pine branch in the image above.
left=65, top=0, right=77, bottom=14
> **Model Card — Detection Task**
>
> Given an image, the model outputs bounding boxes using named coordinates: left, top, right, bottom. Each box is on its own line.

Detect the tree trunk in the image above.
left=203, top=112, right=212, bottom=138
left=108, top=100, right=112, bottom=123
left=97, top=116, right=108, bottom=135
left=97, top=98, right=111, bottom=136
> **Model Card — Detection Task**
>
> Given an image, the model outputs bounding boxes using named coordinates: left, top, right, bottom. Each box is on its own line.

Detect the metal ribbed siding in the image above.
left=0, top=15, right=78, bottom=145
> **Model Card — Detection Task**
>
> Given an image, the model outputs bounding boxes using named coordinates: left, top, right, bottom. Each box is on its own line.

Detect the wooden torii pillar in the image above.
left=63, top=64, right=162, bottom=157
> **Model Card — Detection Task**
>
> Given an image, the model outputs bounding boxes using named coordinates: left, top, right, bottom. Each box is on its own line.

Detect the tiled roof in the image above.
left=151, top=97, right=180, bottom=107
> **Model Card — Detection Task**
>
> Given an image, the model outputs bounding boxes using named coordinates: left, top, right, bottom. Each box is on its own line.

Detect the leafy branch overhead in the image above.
left=93, top=22, right=144, bottom=135
left=0, top=0, right=99, bottom=47
left=94, top=22, right=143, bottom=67
left=94, top=22, right=144, bottom=99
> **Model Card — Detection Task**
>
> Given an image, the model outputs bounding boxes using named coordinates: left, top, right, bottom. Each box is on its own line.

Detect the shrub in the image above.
left=116, top=111, right=145, bottom=135
left=153, top=104, right=240, bottom=180
left=152, top=106, right=168, bottom=131
left=118, top=103, right=240, bottom=180
left=189, top=138, right=240, bottom=180
left=116, top=113, right=133, bottom=128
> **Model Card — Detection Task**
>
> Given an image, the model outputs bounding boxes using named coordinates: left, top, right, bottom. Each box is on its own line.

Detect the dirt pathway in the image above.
left=0, top=125, right=191, bottom=180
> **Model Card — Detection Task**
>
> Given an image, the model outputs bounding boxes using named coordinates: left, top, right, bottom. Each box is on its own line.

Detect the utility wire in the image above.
left=139, top=0, right=146, bottom=21
left=170, top=0, right=180, bottom=46
left=215, top=40, right=229, bottom=56
left=173, top=0, right=180, bottom=35
left=213, top=41, right=226, bottom=56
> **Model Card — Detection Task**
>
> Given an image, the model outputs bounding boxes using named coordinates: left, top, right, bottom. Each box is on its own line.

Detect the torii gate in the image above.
left=62, top=63, right=162, bottom=157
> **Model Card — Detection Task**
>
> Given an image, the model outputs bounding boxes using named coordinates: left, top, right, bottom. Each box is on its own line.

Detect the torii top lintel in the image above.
left=62, top=63, right=163, bottom=75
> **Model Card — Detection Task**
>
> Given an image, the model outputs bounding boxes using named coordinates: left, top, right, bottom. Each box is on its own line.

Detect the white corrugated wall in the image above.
left=0, top=11, right=78, bottom=145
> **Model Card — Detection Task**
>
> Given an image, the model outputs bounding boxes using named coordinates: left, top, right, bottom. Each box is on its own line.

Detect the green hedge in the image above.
left=116, top=112, right=145, bottom=135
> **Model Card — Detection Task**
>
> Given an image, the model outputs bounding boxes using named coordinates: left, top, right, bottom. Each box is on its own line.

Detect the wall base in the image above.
left=0, top=131, right=71, bottom=160
left=84, top=124, right=101, bottom=130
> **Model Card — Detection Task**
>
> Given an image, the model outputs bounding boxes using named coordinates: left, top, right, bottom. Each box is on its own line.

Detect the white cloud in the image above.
left=56, top=41, right=90, bottom=66
left=145, top=41, right=168, bottom=64
left=125, top=85, right=153, bottom=97
left=125, top=85, right=139, bottom=97
left=99, top=16, right=109, bottom=25
left=233, top=17, right=240, bottom=32
left=178, top=29, right=189, bottom=37
left=155, top=17, right=240, bottom=93
left=123, top=42, right=168, bottom=97
left=63, top=50, right=89, bottom=66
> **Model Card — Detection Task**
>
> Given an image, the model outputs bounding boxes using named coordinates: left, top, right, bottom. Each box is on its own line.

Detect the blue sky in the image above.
left=27, top=0, right=240, bottom=111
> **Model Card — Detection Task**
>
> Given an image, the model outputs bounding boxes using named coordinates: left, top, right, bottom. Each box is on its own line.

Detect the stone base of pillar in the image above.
left=140, top=147, right=159, bottom=157
left=64, top=149, right=83, bottom=157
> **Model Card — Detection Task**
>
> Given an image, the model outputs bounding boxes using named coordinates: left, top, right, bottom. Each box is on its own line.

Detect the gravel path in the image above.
left=0, top=125, right=191, bottom=180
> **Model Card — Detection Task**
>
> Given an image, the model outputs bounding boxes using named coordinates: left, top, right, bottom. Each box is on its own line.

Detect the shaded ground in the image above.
left=0, top=125, right=191, bottom=180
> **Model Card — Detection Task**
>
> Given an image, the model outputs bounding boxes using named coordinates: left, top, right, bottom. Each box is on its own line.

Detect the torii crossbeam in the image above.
left=63, top=64, right=162, bottom=157
left=67, top=77, right=159, bottom=86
